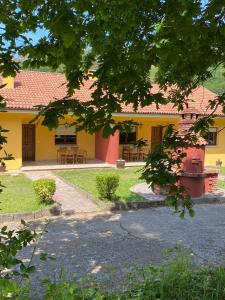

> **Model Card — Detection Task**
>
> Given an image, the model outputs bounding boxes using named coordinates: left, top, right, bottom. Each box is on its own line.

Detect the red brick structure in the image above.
left=179, top=109, right=218, bottom=198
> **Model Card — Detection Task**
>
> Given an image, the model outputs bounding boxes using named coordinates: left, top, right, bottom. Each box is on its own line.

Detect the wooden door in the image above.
left=151, top=126, right=163, bottom=151
left=22, top=124, right=35, bottom=161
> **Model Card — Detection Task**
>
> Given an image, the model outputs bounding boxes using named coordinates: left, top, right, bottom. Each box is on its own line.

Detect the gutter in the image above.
left=1, top=109, right=225, bottom=119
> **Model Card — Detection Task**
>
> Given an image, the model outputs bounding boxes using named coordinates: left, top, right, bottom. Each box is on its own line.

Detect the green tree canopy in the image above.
left=0, top=0, right=225, bottom=215
left=0, top=0, right=224, bottom=132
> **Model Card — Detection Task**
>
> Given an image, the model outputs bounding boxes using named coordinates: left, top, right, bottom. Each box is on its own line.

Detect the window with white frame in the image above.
left=205, top=128, right=217, bottom=146
left=55, top=124, right=76, bottom=145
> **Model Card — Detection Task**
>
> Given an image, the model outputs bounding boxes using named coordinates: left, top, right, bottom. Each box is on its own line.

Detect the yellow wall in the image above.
left=115, top=115, right=225, bottom=166
left=114, top=115, right=179, bottom=157
left=1, top=111, right=225, bottom=170
left=204, top=118, right=225, bottom=166
left=0, top=113, right=22, bottom=170
left=1, top=112, right=95, bottom=170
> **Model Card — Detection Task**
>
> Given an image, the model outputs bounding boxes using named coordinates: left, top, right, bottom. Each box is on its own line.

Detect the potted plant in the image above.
left=116, top=158, right=126, bottom=169
left=135, top=138, right=148, bottom=150
left=0, top=161, right=6, bottom=172
left=216, top=159, right=222, bottom=167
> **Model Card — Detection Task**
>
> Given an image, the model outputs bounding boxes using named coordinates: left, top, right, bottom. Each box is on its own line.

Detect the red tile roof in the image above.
left=0, top=70, right=221, bottom=116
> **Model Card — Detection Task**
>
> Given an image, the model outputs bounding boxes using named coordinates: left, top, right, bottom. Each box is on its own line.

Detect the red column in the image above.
left=95, top=130, right=119, bottom=164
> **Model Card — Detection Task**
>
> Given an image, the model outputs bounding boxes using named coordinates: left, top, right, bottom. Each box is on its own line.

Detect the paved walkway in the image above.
left=18, top=203, right=225, bottom=298
left=219, top=174, right=225, bottom=181
left=25, top=171, right=101, bottom=213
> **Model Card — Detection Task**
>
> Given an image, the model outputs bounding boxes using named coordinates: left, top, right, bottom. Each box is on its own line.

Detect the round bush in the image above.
left=33, top=179, right=56, bottom=203
left=96, top=173, right=119, bottom=201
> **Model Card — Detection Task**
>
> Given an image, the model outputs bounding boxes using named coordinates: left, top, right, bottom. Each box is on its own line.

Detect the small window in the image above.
left=205, top=128, right=217, bottom=146
left=119, top=127, right=137, bottom=145
left=55, top=125, right=76, bottom=145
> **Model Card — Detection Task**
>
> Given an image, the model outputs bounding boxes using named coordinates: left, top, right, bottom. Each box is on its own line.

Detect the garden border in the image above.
left=57, top=175, right=225, bottom=212
left=0, top=203, right=62, bottom=223
left=57, top=175, right=166, bottom=211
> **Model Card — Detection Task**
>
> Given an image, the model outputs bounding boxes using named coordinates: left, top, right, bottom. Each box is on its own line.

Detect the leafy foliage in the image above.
left=0, top=220, right=38, bottom=279
left=0, top=0, right=225, bottom=213
left=96, top=173, right=120, bottom=201
left=33, top=179, right=56, bottom=204
left=134, top=138, right=148, bottom=150
left=0, top=1, right=224, bottom=131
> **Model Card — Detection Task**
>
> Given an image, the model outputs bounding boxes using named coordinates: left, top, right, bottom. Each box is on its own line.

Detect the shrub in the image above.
left=96, top=173, right=119, bottom=201
left=33, top=179, right=56, bottom=203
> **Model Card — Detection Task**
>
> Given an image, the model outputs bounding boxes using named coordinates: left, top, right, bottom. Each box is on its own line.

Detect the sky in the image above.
left=25, top=28, right=48, bottom=45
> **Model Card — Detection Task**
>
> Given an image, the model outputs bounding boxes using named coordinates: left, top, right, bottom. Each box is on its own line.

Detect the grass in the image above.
left=2, top=249, right=225, bottom=299
left=56, top=167, right=145, bottom=203
left=12, top=248, right=225, bottom=299
left=218, top=180, right=225, bottom=189
left=0, top=173, right=49, bottom=213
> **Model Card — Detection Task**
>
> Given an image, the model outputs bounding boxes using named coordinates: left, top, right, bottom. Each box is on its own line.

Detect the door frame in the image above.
left=22, top=124, right=35, bottom=161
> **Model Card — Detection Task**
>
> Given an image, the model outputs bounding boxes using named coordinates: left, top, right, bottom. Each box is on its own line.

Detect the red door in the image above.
left=22, top=124, right=35, bottom=161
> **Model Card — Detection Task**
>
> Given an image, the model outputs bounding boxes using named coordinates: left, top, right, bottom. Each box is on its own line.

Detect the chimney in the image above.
left=2, top=76, right=14, bottom=89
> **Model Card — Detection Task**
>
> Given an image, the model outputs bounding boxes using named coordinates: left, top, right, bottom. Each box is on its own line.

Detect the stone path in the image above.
left=219, top=174, right=225, bottom=181
left=25, top=171, right=101, bottom=213
left=131, top=182, right=225, bottom=203
left=130, top=182, right=165, bottom=202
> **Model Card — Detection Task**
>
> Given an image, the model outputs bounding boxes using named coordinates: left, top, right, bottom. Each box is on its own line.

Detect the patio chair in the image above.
left=70, top=146, right=78, bottom=151
left=66, top=147, right=79, bottom=164
left=122, top=146, right=130, bottom=161
left=76, top=149, right=87, bottom=163
left=57, top=147, right=68, bottom=163
left=129, top=147, right=139, bottom=161
left=139, top=147, right=150, bottom=160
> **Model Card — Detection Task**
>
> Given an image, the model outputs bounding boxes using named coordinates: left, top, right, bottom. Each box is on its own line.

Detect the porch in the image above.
left=21, top=159, right=145, bottom=171
left=21, top=159, right=113, bottom=171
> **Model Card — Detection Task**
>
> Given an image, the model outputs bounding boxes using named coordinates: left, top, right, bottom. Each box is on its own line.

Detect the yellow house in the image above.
left=0, top=71, right=224, bottom=170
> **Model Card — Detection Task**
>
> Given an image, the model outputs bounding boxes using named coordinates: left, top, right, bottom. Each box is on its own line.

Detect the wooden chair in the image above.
left=65, top=149, right=76, bottom=164
left=69, top=147, right=79, bottom=164
left=129, top=147, right=139, bottom=161
left=57, top=147, right=68, bottom=164
left=70, top=146, right=78, bottom=151
left=139, top=147, right=150, bottom=161
left=76, top=149, right=87, bottom=163
left=122, top=146, right=130, bottom=161
left=57, top=147, right=67, bottom=163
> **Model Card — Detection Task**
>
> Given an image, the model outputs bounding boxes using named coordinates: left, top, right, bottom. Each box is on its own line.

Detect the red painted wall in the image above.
left=95, top=130, right=119, bottom=164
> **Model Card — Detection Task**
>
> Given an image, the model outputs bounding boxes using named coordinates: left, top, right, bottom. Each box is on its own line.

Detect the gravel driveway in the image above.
left=19, top=203, right=225, bottom=298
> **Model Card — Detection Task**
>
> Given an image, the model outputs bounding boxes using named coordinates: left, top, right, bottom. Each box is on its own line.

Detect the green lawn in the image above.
left=206, top=165, right=225, bottom=175
left=56, top=167, right=145, bottom=203
left=0, top=174, right=49, bottom=213
left=218, top=180, right=225, bottom=189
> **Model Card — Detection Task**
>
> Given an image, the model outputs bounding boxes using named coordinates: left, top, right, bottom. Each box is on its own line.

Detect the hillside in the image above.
left=22, top=65, right=225, bottom=95
left=203, top=66, right=225, bottom=94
